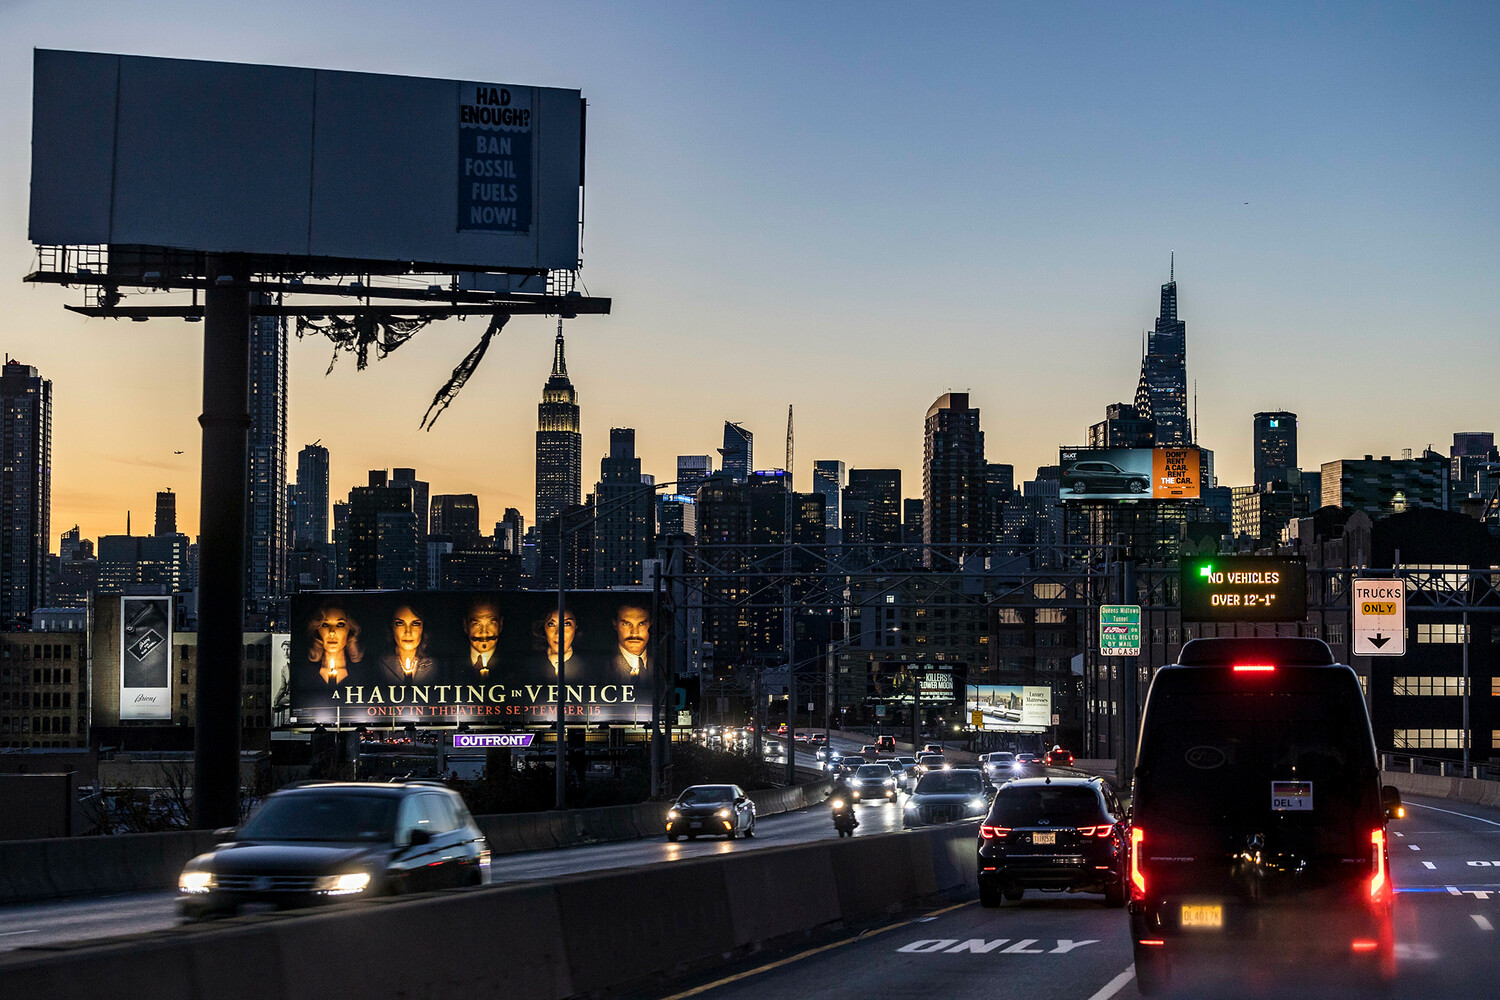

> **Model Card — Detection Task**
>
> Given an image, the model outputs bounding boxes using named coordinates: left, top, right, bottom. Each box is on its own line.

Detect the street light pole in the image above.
left=553, top=480, right=678, bottom=810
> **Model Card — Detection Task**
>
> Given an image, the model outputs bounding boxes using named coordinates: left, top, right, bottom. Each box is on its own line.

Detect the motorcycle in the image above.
left=830, top=795, right=858, bottom=837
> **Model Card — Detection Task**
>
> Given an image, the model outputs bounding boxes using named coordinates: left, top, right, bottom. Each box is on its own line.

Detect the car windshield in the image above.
left=918, top=755, right=944, bottom=765
left=856, top=765, right=890, bottom=778
left=238, top=792, right=398, bottom=842
left=915, top=772, right=983, bottom=795
left=841, top=756, right=865, bottom=767
left=991, top=786, right=1103, bottom=826
left=896, top=757, right=917, bottom=765
left=990, top=753, right=1014, bottom=762
left=678, top=786, right=735, bottom=805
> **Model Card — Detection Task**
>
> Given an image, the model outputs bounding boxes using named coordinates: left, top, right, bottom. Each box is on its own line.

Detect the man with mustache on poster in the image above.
left=608, top=599, right=652, bottom=682
left=463, top=599, right=503, bottom=678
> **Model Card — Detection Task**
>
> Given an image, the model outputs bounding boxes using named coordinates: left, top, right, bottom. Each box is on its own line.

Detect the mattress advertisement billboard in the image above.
left=1057, top=447, right=1201, bottom=501
left=289, top=591, right=657, bottom=725
left=966, top=685, right=1052, bottom=731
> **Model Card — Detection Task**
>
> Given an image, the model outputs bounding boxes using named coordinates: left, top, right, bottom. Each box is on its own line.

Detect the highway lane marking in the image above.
left=1473, top=915, right=1494, bottom=931
left=0, top=931, right=37, bottom=937
left=1409, top=844, right=1422, bottom=850
left=1085, top=966, right=1137, bottom=1000
left=897, top=937, right=1099, bottom=954
left=653, top=900, right=974, bottom=1000
left=1408, top=801, right=1500, bottom=828
left=1395, top=831, right=1404, bottom=837
left=1424, top=861, right=1437, bottom=869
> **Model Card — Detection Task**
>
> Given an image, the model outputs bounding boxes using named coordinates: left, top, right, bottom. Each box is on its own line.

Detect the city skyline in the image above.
left=0, top=3, right=1495, bottom=543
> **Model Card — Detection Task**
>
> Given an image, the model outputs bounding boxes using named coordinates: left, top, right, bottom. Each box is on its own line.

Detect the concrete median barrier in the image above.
left=0, top=778, right=833, bottom=905
left=0, top=821, right=982, bottom=1000
left=1384, top=769, right=1500, bottom=809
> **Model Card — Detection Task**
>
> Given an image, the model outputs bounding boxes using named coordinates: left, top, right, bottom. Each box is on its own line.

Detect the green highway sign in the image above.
left=1100, top=605, right=1141, bottom=657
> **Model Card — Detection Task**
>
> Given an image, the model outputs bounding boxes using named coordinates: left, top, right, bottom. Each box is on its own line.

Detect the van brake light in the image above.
left=1130, top=827, right=1147, bottom=900
left=1233, top=664, right=1276, bottom=672
left=1369, top=828, right=1390, bottom=903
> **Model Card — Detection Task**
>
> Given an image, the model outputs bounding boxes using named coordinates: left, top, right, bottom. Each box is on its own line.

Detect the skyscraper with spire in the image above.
left=536, top=322, right=582, bottom=529
left=1135, top=256, right=1191, bottom=446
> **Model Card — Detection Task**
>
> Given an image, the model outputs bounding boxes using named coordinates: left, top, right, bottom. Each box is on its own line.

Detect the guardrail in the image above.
left=0, top=821, right=980, bottom=1000
left=0, top=779, right=833, bottom=907
left=1381, top=752, right=1500, bottom=782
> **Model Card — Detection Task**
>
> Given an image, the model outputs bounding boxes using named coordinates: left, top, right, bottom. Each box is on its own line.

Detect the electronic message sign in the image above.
left=289, top=591, right=656, bottom=725
left=1058, top=448, right=1201, bottom=501
left=1180, top=556, right=1307, bottom=622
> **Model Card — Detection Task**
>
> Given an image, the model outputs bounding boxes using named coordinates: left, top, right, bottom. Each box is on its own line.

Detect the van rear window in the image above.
left=1137, top=688, right=1377, bottom=850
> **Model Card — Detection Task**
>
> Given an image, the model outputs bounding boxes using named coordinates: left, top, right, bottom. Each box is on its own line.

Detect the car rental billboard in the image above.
left=1057, top=447, right=1200, bottom=501
left=966, top=685, right=1052, bottom=732
left=289, top=591, right=657, bottom=725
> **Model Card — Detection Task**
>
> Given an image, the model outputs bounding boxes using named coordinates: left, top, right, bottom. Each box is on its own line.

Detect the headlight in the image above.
left=969, top=798, right=987, bottom=810
left=179, top=870, right=212, bottom=893
left=830, top=798, right=845, bottom=809
left=320, top=872, right=371, bottom=895
left=716, top=808, right=731, bottom=819
left=667, top=809, right=679, bottom=820
left=905, top=802, right=918, bottom=811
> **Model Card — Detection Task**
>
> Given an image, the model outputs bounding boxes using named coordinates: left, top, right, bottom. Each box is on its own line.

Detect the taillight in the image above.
left=1233, top=664, right=1276, bottom=672
left=1369, top=828, right=1390, bottom=904
left=1077, top=823, right=1115, bottom=838
left=980, top=825, right=1011, bottom=840
left=1130, top=827, right=1147, bottom=900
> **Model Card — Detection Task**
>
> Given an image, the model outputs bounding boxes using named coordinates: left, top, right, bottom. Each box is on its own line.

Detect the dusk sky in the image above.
left=1, top=2, right=1496, bottom=544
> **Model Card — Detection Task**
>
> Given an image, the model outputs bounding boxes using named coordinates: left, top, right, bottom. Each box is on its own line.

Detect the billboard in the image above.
left=1057, top=447, right=1200, bottom=501
left=1180, top=556, right=1308, bottom=623
left=120, top=596, right=172, bottom=720
left=867, top=662, right=965, bottom=705
left=30, top=50, right=582, bottom=272
left=289, top=591, right=656, bottom=725
left=966, top=685, right=1052, bottom=732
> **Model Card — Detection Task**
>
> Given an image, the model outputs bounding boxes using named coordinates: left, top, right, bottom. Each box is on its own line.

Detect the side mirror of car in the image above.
left=1381, top=785, right=1405, bottom=820
left=402, top=828, right=433, bottom=849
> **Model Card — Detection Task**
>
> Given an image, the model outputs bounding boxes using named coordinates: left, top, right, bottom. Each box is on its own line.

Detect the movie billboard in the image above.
left=868, top=662, right=965, bottom=705
left=1057, top=447, right=1200, bottom=501
left=289, top=592, right=656, bottom=725
left=120, top=596, right=172, bottom=720
left=966, top=685, right=1052, bottom=731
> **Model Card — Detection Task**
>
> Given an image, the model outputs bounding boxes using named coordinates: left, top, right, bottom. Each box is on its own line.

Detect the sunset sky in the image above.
left=1, top=2, right=1496, bottom=544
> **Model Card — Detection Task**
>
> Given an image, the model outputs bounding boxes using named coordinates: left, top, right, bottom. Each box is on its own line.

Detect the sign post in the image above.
left=1352, top=579, right=1406, bottom=656
left=1100, top=605, right=1142, bottom=657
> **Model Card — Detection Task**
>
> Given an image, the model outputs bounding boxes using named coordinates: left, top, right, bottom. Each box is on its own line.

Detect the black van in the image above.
left=1127, top=638, right=1402, bottom=995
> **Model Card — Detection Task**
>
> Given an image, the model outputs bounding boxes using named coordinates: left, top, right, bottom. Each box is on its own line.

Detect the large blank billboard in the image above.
left=30, top=50, right=582, bottom=272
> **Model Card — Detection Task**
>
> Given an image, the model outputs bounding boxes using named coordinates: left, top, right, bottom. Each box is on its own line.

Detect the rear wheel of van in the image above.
left=979, top=883, right=1001, bottom=908
left=1133, top=949, right=1167, bottom=996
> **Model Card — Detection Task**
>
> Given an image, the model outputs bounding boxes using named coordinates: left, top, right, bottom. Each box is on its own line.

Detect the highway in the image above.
left=0, top=761, right=900, bottom=953
left=634, top=791, right=1500, bottom=1000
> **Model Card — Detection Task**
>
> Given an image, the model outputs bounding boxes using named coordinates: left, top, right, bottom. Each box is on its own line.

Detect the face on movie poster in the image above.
left=288, top=591, right=656, bottom=725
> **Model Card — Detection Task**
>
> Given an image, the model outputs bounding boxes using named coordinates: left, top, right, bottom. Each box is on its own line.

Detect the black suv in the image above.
left=1062, top=461, right=1149, bottom=495
left=977, top=776, right=1127, bottom=908
left=179, top=781, right=489, bottom=920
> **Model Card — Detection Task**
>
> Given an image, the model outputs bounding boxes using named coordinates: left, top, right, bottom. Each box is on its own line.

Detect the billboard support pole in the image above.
left=556, top=514, right=568, bottom=810
left=912, top=670, right=921, bottom=751
left=194, top=253, right=251, bottom=830
left=1121, top=557, right=1139, bottom=786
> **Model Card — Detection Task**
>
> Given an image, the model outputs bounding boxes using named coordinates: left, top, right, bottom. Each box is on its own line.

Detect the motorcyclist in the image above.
left=829, top=773, right=858, bottom=830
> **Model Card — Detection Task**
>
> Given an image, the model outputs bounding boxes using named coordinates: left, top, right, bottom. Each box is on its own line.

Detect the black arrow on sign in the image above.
left=1369, top=634, right=1391, bottom=649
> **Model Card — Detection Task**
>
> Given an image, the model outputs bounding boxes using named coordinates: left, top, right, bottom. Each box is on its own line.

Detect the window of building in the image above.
left=1416, top=623, right=1469, bottom=644
left=1036, top=609, right=1066, bottom=624
left=1327, top=624, right=1346, bottom=645
left=1393, top=729, right=1463, bottom=749
left=1393, top=676, right=1468, bottom=697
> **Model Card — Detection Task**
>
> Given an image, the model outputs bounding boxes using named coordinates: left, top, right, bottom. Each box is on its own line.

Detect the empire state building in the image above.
left=535, top=323, right=582, bottom=528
